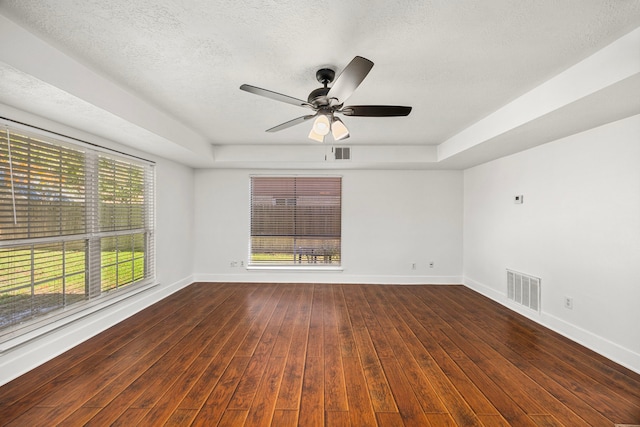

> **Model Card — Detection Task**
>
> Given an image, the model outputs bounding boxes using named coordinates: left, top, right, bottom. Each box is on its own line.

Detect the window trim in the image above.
left=245, top=265, right=343, bottom=272
left=0, top=116, right=155, bottom=164
left=0, top=279, right=157, bottom=352
left=0, top=118, right=156, bottom=344
left=248, top=174, right=343, bottom=269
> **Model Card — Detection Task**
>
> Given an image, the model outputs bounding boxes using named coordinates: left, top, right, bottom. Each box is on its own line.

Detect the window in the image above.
left=250, top=176, right=341, bottom=266
left=0, top=124, right=154, bottom=336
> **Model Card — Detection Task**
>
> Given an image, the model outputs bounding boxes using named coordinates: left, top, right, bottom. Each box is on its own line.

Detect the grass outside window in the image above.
left=0, top=242, right=145, bottom=329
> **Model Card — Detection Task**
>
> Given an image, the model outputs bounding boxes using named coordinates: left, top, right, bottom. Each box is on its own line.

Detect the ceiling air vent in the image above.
left=333, top=146, right=351, bottom=161
left=507, top=269, right=541, bottom=312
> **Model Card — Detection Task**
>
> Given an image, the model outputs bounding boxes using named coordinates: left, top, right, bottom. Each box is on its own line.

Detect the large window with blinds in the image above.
left=0, top=125, right=154, bottom=336
left=250, top=176, right=341, bottom=266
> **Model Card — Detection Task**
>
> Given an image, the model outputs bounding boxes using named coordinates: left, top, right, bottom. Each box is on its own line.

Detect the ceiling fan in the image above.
left=240, top=56, right=412, bottom=142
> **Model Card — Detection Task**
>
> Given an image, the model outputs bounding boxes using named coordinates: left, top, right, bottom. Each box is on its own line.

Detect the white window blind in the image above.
left=250, top=176, right=341, bottom=266
left=0, top=131, right=87, bottom=240
left=0, top=124, right=154, bottom=335
left=98, top=156, right=147, bottom=232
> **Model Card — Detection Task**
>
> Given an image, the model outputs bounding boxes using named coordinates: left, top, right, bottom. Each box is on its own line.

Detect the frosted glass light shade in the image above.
left=312, top=114, right=330, bottom=136
left=308, top=129, right=325, bottom=142
left=331, top=117, right=349, bottom=140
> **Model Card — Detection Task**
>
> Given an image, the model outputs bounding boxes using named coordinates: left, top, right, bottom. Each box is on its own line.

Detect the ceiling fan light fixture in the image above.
left=312, top=114, right=330, bottom=136
left=331, top=117, right=350, bottom=140
left=308, top=128, right=325, bottom=142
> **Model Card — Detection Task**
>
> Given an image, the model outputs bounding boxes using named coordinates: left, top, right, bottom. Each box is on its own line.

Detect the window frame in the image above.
left=0, top=120, right=155, bottom=343
left=248, top=175, right=343, bottom=270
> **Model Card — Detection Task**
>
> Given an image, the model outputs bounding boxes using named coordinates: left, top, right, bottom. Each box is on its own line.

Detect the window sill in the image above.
left=246, top=265, right=343, bottom=272
left=0, top=281, right=158, bottom=353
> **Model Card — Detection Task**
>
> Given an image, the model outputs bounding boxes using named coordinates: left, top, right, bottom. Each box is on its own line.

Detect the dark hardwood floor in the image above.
left=0, top=283, right=638, bottom=426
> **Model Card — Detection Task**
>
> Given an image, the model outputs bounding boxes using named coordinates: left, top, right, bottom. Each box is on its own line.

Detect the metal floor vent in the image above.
left=507, top=269, right=541, bottom=312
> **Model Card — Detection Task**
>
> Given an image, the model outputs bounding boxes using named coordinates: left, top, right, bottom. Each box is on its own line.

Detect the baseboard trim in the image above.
left=193, top=273, right=463, bottom=285
left=463, top=276, right=640, bottom=375
left=0, top=275, right=194, bottom=387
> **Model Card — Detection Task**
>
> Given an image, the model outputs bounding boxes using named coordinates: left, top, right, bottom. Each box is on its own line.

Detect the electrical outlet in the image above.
left=429, top=261, right=434, bottom=268
left=564, top=296, right=573, bottom=309
left=240, top=261, right=244, bottom=267
left=411, top=263, right=416, bottom=270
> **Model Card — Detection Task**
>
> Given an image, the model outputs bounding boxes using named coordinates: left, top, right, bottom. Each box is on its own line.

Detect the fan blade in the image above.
left=240, top=84, right=312, bottom=108
left=326, top=56, right=374, bottom=104
left=340, top=105, right=412, bottom=117
left=266, top=114, right=317, bottom=132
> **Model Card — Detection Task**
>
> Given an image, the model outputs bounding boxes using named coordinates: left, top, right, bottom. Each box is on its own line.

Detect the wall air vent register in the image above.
left=507, top=269, right=541, bottom=312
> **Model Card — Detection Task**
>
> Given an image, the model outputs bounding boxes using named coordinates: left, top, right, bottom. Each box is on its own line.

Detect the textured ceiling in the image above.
left=0, top=0, right=639, bottom=167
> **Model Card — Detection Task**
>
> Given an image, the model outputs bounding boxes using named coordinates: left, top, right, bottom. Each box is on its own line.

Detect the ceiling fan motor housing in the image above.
left=308, top=68, right=336, bottom=107
left=307, top=87, right=330, bottom=106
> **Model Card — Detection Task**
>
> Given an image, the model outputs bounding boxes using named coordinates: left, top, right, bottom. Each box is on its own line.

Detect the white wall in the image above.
left=193, top=169, right=463, bottom=284
left=463, top=114, right=640, bottom=372
left=0, top=106, right=196, bottom=385
left=155, top=157, right=195, bottom=284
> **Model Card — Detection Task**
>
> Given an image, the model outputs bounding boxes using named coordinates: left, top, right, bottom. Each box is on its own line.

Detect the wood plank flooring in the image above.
left=0, top=283, right=639, bottom=426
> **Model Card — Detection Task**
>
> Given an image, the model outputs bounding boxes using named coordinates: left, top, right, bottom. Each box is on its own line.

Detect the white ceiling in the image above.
left=0, top=1, right=639, bottom=168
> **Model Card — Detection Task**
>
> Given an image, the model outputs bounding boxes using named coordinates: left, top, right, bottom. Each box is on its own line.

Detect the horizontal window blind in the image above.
left=98, top=156, right=146, bottom=232
left=0, top=131, right=87, bottom=240
left=0, top=124, right=154, bottom=337
left=250, top=176, right=341, bottom=266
